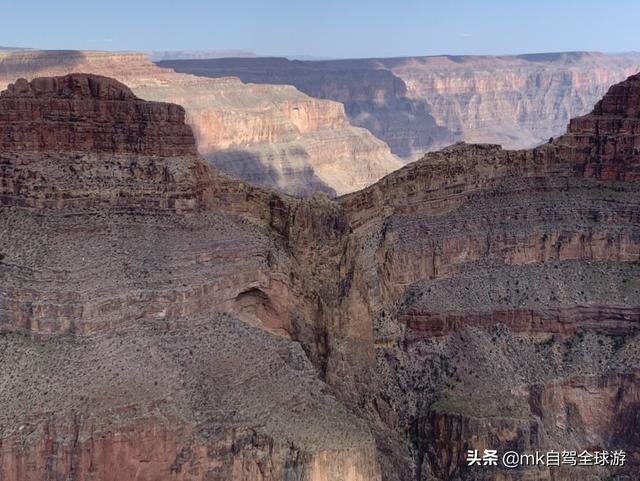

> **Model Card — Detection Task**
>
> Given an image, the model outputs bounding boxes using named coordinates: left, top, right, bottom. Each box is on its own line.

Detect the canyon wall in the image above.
left=336, top=72, right=640, bottom=480
left=0, top=73, right=382, bottom=481
left=0, top=50, right=402, bottom=196
left=160, top=51, right=640, bottom=159
left=1, top=70, right=640, bottom=481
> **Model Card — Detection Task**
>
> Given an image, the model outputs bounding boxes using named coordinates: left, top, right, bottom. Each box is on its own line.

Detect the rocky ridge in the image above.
left=336, top=73, right=640, bottom=481
left=1, top=71, right=639, bottom=481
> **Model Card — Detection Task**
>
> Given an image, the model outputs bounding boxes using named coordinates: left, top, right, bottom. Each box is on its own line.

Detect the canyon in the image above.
left=0, top=73, right=382, bottom=481
left=0, top=50, right=402, bottom=196
left=4, top=50, right=640, bottom=198
left=0, top=68, right=639, bottom=481
left=160, top=51, right=640, bottom=159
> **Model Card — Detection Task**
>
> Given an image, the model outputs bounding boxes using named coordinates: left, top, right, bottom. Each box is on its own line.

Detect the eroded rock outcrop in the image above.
left=556, top=72, right=640, bottom=180
left=0, top=74, right=197, bottom=156
left=335, top=74, right=640, bottom=481
left=0, top=50, right=402, bottom=196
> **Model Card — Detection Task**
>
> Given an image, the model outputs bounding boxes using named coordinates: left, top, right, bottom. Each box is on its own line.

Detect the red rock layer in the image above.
left=2, top=70, right=640, bottom=481
left=334, top=72, right=640, bottom=481
left=0, top=74, right=197, bottom=156
left=557, top=73, right=640, bottom=180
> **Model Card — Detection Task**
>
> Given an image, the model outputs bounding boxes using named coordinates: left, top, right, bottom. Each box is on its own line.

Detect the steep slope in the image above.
left=0, top=50, right=402, bottom=196
left=160, top=51, right=640, bottom=159
left=337, top=73, right=640, bottom=481
left=1, top=71, right=640, bottom=481
left=0, top=74, right=381, bottom=481
left=387, top=52, right=640, bottom=154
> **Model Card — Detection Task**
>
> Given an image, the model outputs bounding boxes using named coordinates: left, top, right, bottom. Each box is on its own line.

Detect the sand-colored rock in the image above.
left=390, top=52, right=640, bottom=154
left=161, top=52, right=640, bottom=160
left=0, top=50, right=403, bottom=196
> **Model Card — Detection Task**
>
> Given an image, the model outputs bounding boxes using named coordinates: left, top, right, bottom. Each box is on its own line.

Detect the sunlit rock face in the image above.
left=0, top=50, right=402, bottom=196
left=160, top=51, right=640, bottom=160
left=1, top=70, right=639, bottom=481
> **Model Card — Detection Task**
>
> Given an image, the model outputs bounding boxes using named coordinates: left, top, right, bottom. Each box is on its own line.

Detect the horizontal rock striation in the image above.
left=161, top=52, right=640, bottom=160
left=0, top=74, right=208, bottom=211
left=557, top=73, right=640, bottom=180
left=159, top=56, right=452, bottom=159
left=0, top=74, right=380, bottom=481
left=0, top=74, right=196, bottom=156
left=0, top=318, right=381, bottom=481
left=0, top=50, right=402, bottom=196
left=2, top=71, right=640, bottom=481
left=335, top=73, right=640, bottom=480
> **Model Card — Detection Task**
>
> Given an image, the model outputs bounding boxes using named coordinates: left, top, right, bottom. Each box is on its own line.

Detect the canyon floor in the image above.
left=0, top=66, right=639, bottom=481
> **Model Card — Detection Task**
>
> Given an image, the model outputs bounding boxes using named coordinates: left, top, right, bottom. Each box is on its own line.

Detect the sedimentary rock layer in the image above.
left=335, top=74, right=640, bottom=481
left=0, top=50, right=402, bottom=196
left=0, top=74, right=196, bottom=156
left=0, top=74, right=381, bottom=481
left=160, top=51, right=640, bottom=159
left=0, top=319, right=381, bottom=481
left=1, top=72, right=640, bottom=481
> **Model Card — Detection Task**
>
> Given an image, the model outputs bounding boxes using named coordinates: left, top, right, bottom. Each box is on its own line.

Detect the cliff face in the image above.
left=158, top=56, right=452, bottom=159
left=160, top=52, right=640, bottom=159
left=336, top=73, right=640, bottom=480
left=0, top=74, right=382, bottom=481
left=388, top=52, right=640, bottom=155
left=0, top=74, right=196, bottom=156
left=0, top=50, right=402, bottom=196
left=1, top=71, right=640, bottom=481
left=556, top=71, right=640, bottom=180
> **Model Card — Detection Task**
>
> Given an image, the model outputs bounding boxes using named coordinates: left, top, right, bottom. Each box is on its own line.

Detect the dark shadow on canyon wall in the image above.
left=158, top=57, right=455, bottom=159
left=205, top=148, right=337, bottom=197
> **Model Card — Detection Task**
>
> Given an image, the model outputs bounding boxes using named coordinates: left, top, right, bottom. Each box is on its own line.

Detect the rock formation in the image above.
left=160, top=51, right=640, bottom=159
left=1, top=71, right=639, bottom=481
left=0, top=50, right=402, bottom=196
left=336, top=73, right=640, bottom=481
left=0, top=75, right=196, bottom=156
left=0, top=73, right=381, bottom=481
